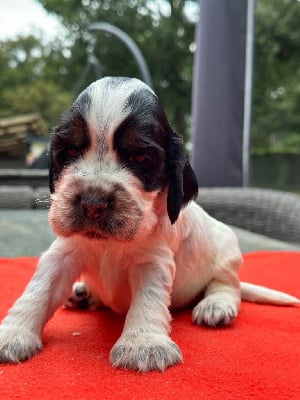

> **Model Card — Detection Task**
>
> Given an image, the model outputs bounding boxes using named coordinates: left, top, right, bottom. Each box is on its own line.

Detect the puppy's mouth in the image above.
left=80, top=229, right=109, bottom=241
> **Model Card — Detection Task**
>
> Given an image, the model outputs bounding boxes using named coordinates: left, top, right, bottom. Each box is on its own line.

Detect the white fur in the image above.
left=0, top=78, right=298, bottom=371
left=240, top=282, right=300, bottom=305
left=84, top=77, right=151, bottom=146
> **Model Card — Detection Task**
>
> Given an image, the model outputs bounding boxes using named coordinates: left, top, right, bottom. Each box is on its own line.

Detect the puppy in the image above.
left=0, top=77, right=298, bottom=371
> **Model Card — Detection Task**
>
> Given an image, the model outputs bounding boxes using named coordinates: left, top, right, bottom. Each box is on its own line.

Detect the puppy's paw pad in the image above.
left=110, top=332, right=182, bottom=372
left=192, top=299, right=237, bottom=327
left=0, top=326, right=42, bottom=363
left=65, top=282, right=95, bottom=310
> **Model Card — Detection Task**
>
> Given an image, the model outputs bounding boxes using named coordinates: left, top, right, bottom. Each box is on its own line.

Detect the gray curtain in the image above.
left=191, top=0, right=253, bottom=187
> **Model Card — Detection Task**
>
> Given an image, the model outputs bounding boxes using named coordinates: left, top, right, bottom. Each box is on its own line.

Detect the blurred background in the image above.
left=0, top=0, right=299, bottom=192
left=0, top=0, right=300, bottom=257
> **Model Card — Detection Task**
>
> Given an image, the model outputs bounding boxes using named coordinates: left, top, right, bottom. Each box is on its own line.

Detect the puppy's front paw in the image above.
left=192, top=298, right=238, bottom=327
left=0, top=326, right=42, bottom=363
left=110, top=332, right=182, bottom=372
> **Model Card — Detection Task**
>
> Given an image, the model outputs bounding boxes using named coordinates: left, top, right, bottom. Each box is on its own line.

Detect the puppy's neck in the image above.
left=154, top=189, right=168, bottom=219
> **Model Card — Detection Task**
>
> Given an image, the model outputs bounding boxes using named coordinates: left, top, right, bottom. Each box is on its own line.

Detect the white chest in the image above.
left=82, top=246, right=133, bottom=314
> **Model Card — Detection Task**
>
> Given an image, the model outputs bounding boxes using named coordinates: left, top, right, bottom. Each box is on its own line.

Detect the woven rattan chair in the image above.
left=0, top=185, right=299, bottom=244
left=197, top=188, right=300, bottom=244
left=0, top=186, right=34, bottom=209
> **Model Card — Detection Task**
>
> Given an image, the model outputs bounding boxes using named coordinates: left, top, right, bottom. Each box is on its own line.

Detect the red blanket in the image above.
left=0, top=252, right=299, bottom=400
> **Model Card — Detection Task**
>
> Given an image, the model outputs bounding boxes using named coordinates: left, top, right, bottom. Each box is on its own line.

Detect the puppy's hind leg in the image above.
left=192, top=258, right=242, bottom=327
left=65, top=281, right=104, bottom=310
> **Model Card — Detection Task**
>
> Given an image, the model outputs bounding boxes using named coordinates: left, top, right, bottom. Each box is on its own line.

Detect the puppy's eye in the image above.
left=129, top=154, right=146, bottom=163
left=67, top=148, right=80, bottom=157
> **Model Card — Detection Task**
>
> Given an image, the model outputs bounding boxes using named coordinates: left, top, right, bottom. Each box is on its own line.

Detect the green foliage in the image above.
left=25, top=0, right=197, bottom=138
left=252, top=0, right=300, bottom=154
left=1, top=80, right=71, bottom=128
left=251, top=133, right=300, bottom=154
left=0, top=0, right=198, bottom=137
left=0, top=34, right=72, bottom=128
left=1, top=0, right=299, bottom=155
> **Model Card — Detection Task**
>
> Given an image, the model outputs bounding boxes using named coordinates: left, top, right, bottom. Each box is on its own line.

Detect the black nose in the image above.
left=80, top=195, right=109, bottom=219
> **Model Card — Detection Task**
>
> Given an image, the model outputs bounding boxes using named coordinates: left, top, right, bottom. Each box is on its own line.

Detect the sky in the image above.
left=0, top=0, right=199, bottom=41
left=0, top=0, right=60, bottom=41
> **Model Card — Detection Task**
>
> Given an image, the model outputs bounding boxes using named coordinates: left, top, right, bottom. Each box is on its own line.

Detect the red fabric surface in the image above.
left=0, top=252, right=299, bottom=400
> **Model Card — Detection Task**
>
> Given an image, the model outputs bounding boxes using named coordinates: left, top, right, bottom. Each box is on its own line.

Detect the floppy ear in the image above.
left=48, top=140, right=55, bottom=194
left=48, top=133, right=62, bottom=194
left=165, top=132, right=198, bottom=224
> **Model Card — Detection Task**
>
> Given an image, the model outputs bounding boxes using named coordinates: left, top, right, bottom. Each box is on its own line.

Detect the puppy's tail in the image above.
left=240, top=282, right=300, bottom=305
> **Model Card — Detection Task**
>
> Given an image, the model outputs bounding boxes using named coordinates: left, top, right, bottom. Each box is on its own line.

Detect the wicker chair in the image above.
left=197, top=188, right=300, bottom=244
left=0, top=185, right=299, bottom=244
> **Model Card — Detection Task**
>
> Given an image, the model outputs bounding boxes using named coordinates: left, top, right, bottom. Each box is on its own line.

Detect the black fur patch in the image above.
left=114, top=86, right=198, bottom=223
left=165, top=132, right=198, bottom=223
left=49, top=108, right=91, bottom=193
left=114, top=88, right=169, bottom=191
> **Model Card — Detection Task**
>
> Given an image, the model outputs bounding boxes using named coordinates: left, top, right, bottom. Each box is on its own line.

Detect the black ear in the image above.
left=48, top=126, right=65, bottom=194
left=165, top=132, right=198, bottom=224
left=48, top=139, right=56, bottom=194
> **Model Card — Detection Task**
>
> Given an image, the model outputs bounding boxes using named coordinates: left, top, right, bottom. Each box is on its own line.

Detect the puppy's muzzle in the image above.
left=49, top=180, right=144, bottom=241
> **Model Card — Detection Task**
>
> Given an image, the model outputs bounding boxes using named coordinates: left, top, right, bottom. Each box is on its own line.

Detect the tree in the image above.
left=2, top=0, right=299, bottom=155
left=252, top=0, right=300, bottom=153
left=0, top=34, right=72, bottom=128
left=36, top=0, right=198, bottom=139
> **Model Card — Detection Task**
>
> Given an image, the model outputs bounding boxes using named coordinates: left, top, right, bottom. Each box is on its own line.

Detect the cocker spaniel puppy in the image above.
left=0, top=77, right=298, bottom=371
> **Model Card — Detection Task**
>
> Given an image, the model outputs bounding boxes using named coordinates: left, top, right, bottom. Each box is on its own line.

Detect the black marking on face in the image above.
left=114, top=115, right=167, bottom=192
left=114, top=88, right=169, bottom=192
left=113, top=85, right=198, bottom=224
left=49, top=108, right=91, bottom=193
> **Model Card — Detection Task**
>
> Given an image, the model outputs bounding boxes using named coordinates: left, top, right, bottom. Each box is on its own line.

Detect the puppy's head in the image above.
left=49, top=77, right=198, bottom=241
